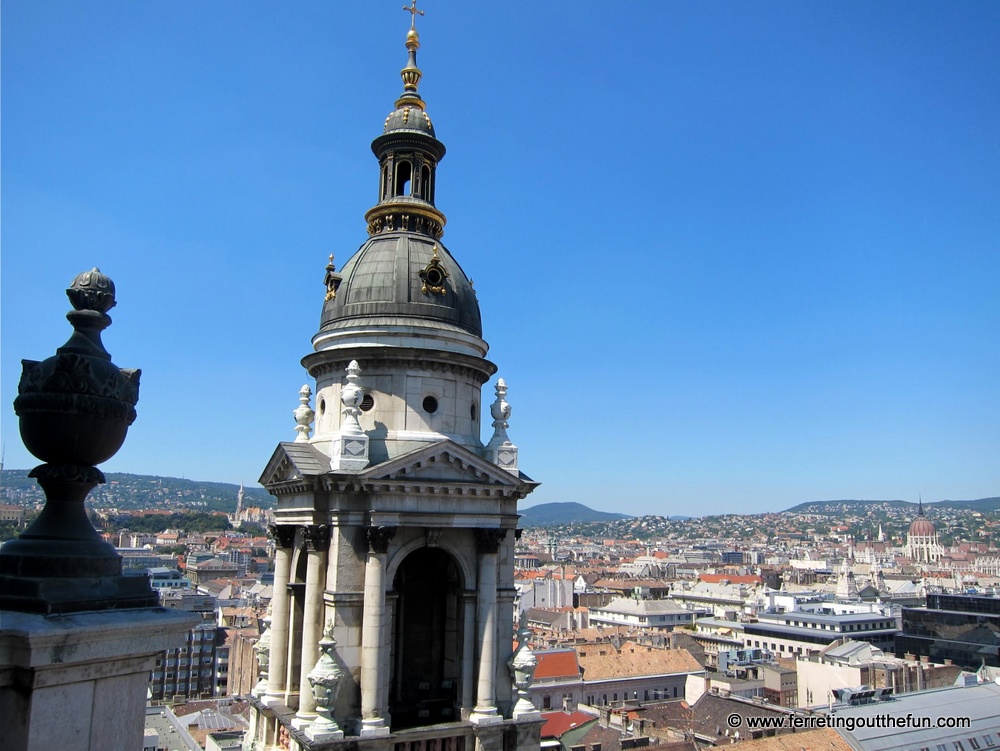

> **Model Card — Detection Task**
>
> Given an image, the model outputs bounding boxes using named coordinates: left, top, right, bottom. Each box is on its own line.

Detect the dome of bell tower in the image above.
left=314, top=13, right=483, bottom=356
left=304, top=10, right=495, bottom=462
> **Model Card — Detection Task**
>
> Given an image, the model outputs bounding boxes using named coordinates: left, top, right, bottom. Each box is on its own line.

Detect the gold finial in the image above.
left=403, top=0, right=424, bottom=30
left=399, top=0, right=424, bottom=92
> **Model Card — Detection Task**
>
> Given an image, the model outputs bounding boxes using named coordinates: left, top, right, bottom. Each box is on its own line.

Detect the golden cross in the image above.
left=403, top=0, right=424, bottom=28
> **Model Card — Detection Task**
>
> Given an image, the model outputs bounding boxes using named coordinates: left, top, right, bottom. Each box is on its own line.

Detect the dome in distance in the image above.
left=909, top=515, right=936, bottom=537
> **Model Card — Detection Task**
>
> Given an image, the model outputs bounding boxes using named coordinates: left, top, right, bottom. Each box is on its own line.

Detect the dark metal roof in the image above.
left=320, top=233, right=482, bottom=338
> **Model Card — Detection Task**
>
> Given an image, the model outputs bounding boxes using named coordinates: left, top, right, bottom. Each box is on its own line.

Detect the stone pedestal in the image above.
left=0, top=607, right=197, bottom=751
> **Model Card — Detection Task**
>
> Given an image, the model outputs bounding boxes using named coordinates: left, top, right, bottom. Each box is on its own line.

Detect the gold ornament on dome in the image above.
left=324, top=254, right=342, bottom=301
left=419, top=245, right=449, bottom=296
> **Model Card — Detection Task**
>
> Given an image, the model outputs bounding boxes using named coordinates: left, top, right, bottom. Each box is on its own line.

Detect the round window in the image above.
left=425, top=267, right=444, bottom=287
left=360, top=394, right=375, bottom=412
left=423, top=395, right=439, bottom=414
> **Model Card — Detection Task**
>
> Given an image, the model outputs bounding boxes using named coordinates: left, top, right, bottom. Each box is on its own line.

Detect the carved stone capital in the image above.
left=474, top=528, right=507, bottom=554
left=367, top=526, right=396, bottom=555
left=304, top=524, right=330, bottom=552
left=268, top=523, right=297, bottom=549
left=425, top=528, right=443, bottom=548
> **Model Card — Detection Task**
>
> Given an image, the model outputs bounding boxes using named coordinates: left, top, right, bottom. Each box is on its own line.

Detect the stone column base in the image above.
left=469, top=707, right=503, bottom=726
left=359, top=718, right=390, bottom=737
left=290, top=714, right=317, bottom=731
left=305, top=726, right=345, bottom=742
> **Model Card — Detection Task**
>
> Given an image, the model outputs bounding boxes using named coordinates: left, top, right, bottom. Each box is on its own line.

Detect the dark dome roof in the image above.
left=383, top=103, right=435, bottom=137
left=319, top=233, right=481, bottom=338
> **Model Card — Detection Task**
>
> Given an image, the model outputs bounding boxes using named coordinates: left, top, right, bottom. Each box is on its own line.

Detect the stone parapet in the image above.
left=0, top=607, right=197, bottom=751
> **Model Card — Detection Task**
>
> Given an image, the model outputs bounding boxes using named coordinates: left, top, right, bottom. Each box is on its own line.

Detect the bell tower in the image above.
left=248, top=6, right=542, bottom=751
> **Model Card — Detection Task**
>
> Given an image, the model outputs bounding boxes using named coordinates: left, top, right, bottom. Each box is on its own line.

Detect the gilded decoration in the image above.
left=419, top=245, right=449, bottom=296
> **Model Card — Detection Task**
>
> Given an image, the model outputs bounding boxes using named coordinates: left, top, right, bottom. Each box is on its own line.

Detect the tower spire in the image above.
left=361, top=0, right=447, bottom=240
left=399, top=1, right=425, bottom=102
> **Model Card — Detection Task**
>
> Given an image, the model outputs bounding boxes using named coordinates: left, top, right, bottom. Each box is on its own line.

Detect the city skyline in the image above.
left=2, top=2, right=998, bottom=516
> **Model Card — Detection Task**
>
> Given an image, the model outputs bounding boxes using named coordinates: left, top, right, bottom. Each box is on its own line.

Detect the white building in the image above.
left=589, top=597, right=705, bottom=630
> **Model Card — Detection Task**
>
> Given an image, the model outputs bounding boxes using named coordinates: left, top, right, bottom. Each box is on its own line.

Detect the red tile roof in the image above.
left=540, top=710, right=597, bottom=739
left=534, top=650, right=581, bottom=680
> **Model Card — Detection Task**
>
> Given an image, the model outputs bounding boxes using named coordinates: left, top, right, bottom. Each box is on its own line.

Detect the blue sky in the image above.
left=3, top=1, right=998, bottom=516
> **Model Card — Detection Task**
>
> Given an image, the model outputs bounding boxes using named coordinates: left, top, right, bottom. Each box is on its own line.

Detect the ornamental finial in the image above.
left=400, top=1, right=424, bottom=93
left=403, top=0, right=424, bottom=30
left=485, top=378, right=518, bottom=474
left=294, top=385, right=315, bottom=442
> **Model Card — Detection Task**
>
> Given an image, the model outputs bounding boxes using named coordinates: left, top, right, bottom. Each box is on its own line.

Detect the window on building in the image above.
left=673, top=687, right=678, bottom=698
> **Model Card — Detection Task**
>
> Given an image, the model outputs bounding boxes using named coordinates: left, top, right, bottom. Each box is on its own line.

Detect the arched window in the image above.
left=673, top=686, right=678, bottom=698
left=422, top=165, right=432, bottom=200
left=395, top=161, right=412, bottom=196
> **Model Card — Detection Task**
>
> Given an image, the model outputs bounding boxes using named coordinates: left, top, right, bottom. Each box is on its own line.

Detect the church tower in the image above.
left=248, top=8, right=541, bottom=751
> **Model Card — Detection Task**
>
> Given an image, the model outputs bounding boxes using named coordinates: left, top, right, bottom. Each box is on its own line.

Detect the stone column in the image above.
left=293, top=525, right=329, bottom=728
left=264, top=524, right=295, bottom=707
left=359, top=525, right=394, bottom=737
left=284, top=581, right=303, bottom=707
left=461, top=590, right=477, bottom=717
left=471, top=528, right=505, bottom=725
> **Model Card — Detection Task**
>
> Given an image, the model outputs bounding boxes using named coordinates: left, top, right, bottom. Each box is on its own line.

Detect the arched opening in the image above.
left=395, top=160, right=412, bottom=196
left=389, top=547, right=463, bottom=729
left=421, top=165, right=432, bottom=201
left=285, top=546, right=308, bottom=700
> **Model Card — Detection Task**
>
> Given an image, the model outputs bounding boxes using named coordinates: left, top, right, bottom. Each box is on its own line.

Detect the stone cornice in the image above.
left=302, top=348, right=495, bottom=385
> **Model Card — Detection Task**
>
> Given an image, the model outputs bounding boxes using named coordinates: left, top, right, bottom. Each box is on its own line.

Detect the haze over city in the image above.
left=2, top=1, right=998, bottom=516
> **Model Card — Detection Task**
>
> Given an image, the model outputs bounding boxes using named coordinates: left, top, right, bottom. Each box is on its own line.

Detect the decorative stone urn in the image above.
left=0, top=269, right=158, bottom=613
left=508, top=612, right=541, bottom=719
left=305, top=620, right=345, bottom=741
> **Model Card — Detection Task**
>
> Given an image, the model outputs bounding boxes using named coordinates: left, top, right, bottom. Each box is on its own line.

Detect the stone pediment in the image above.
left=259, top=442, right=330, bottom=487
left=361, top=440, right=528, bottom=488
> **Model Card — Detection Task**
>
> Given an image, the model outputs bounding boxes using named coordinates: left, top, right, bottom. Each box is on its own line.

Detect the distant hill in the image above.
left=1, top=469, right=273, bottom=512
left=785, top=497, right=1000, bottom=514
left=519, top=502, right=632, bottom=527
